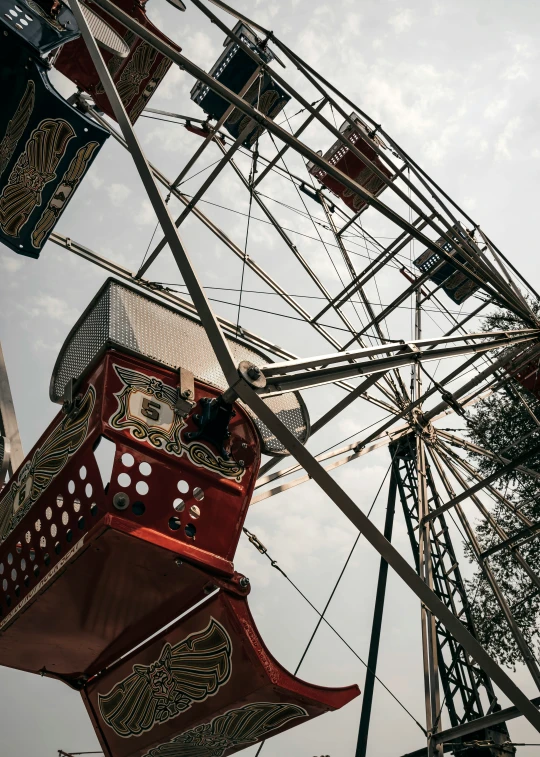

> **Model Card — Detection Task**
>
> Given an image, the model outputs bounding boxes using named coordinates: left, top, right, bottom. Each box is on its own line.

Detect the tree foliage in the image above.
left=463, top=306, right=540, bottom=669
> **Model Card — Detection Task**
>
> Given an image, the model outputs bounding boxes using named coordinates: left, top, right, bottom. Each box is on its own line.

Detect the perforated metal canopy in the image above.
left=50, top=279, right=310, bottom=456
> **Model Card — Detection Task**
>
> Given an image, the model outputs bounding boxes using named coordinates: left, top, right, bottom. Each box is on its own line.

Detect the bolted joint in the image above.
left=237, top=360, right=266, bottom=390
left=239, top=576, right=250, bottom=589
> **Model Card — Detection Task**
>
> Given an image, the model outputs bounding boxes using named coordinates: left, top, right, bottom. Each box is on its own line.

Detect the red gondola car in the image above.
left=504, top=345, right=540, bottom=398
left=0, top=280, right=309, bottom=682
left=0, top=280, right=357, bottom=754
left=54, top=0, right=181, bottom=124
left=307, top=113, right=395, bottom=215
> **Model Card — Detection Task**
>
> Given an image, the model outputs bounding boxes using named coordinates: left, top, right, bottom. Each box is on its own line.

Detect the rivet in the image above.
left=113, top=492, right=129, bottom=510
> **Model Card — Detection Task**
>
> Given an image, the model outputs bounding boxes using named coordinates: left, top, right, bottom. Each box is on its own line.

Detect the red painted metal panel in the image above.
left=54, top=0, right=180, bottom=124
left=308, top=116, right=393, bottom=214
left=83, top=590, right=360, bottom=757
left=0, top=350, right=260, bottom=681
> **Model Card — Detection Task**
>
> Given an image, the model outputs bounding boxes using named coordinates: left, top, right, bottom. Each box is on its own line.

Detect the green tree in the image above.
left=464, top=306, right=540, bottom=669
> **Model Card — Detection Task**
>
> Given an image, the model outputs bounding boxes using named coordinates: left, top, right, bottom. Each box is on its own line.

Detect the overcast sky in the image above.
left=1, top=0, right=540, bottom=755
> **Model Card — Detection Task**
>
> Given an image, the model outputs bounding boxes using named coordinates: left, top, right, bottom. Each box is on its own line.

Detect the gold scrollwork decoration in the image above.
left=109, top=365, right=245, bottom=481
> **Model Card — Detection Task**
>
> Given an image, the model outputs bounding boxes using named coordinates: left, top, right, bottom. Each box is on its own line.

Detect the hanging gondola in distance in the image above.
left=54, top=0, right=184, bottom=124
left=190, top=21, right=290, bottom=148
left=0, top=0, right=109, bottom=258
left=413, top=222, right=480, bottom=304
left=307, top=113, right=396, bottom=215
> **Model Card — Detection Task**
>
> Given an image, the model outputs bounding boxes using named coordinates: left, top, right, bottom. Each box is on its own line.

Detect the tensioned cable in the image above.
left=247, top=461, right=426, bottom=757
left=138, top=192, right=171, bottom=272
left=162, top=286, right=394, bottom=338
left=150, top=283, right=481, bottom=315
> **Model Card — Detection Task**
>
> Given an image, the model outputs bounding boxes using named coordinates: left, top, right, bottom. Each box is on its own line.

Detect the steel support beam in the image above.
left=424, top=441, right=540, bottom=523
left=196, top=0, right=530, bottom=321
left=258, top=331, right=540, bottom=395
left=89, top=0, right=529, bottom=320
left=0, top=341, right=23, bottom=478
left=355, top=466, right=397, bottom=757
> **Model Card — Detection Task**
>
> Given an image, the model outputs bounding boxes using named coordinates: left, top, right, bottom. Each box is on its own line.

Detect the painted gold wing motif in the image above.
left=98, top=619, right=233, bottom=738
left=116, top=43, right=158, bottom=108
left=4, top=385, right=95, bottom=536
left=0, top=80, right=35, bottom=178
left=114, top=365, right=178, bottom=408
left=142, top=702, right=308, bottom=757
left=0, top=119, right=75, bottom=238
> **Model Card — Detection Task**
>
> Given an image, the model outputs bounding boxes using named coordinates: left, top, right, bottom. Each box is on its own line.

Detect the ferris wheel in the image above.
left=1, top=1, right=540, bottom=757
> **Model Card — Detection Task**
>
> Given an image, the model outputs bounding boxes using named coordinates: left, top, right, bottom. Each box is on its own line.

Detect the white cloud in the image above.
left=25, top=295, right=78, bottom=325
left=107, top=183, right=132, bottom=206
left=494, top=116, right=521, bottom=159
left=0, top=254, right=23, bottom=273
left=388, top=8, right=413, bottom=33
left=86, top=171, right=103, bottom=190
left=484, top=99, right=507, bottom=119
left=532, top=148, right=540, bottom=159
left=135, top=199, right=158, bottom=227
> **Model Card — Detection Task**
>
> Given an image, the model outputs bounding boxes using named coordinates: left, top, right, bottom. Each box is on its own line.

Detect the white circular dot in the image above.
left=85, top=483, right=93, bottom=498
left=20, top=559, right=26, bottom=571
left=173, top=498, right=185, bottom=512
left=79, top=466, right=87, bottom=480
left=62, top=512, right=69, bottom=526
left=68, top=480, right=75, bottom=494
left=56, top=494, right=63, bottom=507
left=118, top=472, right=131, bottom=488
left=121, top=453, right=135, bottom=467
left=0, top=564, right=4, bottom=575
left=45, top=507, right=52, bottom=520
left=50, top=524, right=57, bottom=537
left=40, top=536, right=46, bottom=549
left=135, top=480, right=149, bottom=496
left=7, top=553, right=13, bottom=565
left=11, top=569, right=16, bottom=581
left=177, top=480, right=189, bottom=494
left=139, top=462, right=152, bottom=476
left=189, top=505, right=200, bottom=519
left=25, top=531, right=31, bottom=543
left=73, top=499, right=81, bottom=513
left=193, top=487, right=204, bottom=501
left=35, top=520, right=41, bottom=532
left=2, top=579, right=7, bottom=591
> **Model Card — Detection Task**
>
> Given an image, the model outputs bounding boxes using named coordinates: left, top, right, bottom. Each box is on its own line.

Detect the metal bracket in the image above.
left=175, top=367, right=196, bottom=417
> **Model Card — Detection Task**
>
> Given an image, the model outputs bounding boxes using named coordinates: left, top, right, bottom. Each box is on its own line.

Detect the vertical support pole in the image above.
left=0, top=341, right=23, bottom=479
left=355, top=468, right=397, bottom=757
left=414, top=295, right=443, bottom=757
